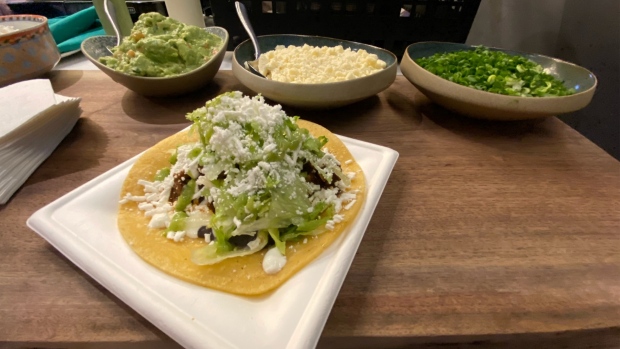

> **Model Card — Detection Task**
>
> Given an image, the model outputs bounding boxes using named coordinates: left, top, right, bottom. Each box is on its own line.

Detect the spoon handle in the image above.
left=235, top=1, right=261, bottom=59
left=104, top=0, right=123, bottom=46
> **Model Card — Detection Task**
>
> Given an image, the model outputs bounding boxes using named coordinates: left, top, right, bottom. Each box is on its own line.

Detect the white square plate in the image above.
left=28, top=135, right=398, bottom=349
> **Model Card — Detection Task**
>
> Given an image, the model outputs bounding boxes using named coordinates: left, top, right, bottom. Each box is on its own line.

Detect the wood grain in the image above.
left=0, top=70, right=618, bottom=349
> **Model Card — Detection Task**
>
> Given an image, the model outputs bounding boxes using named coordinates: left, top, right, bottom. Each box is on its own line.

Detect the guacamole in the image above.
left=100, top=12, right=222, bottom=77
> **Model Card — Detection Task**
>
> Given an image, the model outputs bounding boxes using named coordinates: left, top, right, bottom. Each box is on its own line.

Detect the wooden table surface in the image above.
left=1, top=70, right=619, bottom=349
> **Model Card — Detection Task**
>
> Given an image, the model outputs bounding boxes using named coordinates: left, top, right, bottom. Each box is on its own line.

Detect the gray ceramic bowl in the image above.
left=81, top=27, right=228, bottom=97
left=400, top=41, right=597, bottom=120
left=232, top=34, right=397, bottom=108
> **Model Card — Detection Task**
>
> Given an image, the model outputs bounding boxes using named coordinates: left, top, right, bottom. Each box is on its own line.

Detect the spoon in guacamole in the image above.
left=103, top=0, right=123, bottom=53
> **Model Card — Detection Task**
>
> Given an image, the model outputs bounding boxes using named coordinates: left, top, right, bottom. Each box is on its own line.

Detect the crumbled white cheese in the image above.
left=119, top=193, right=146, bottom=203
left=227, top=165, right=267, bottom=197
left=344, top=199, right=357, bottom=210
left=149, top=213, right=169, bottom=229
left=173, top=231, right=186, bottom=242
left=258, top=44, right=387, bottom=83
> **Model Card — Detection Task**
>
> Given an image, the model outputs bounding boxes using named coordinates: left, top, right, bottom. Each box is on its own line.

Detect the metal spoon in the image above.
left=234, top=1, right=265, bottom=78
left=104, top=0, right=123, bottom=54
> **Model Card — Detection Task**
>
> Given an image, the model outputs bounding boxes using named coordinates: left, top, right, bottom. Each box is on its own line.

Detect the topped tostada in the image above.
left=118, top=92, right=365, bottom=295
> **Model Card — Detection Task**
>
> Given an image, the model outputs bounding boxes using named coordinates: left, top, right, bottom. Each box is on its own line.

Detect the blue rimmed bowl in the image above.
left=232, top=34, right=397, bottom=108
left=400, top=41, right=597, bottom=120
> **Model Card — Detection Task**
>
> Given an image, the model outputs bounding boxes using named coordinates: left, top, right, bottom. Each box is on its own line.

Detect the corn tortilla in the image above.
left=117, top=120, right=365, bottom=296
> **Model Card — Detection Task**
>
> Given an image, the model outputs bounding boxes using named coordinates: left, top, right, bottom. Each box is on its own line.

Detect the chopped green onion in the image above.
left=416, top=46, right=575, bottom=97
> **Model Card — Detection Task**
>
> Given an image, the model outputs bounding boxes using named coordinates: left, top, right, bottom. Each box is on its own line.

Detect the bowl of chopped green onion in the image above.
left=400, top=42, right=597, bottom=120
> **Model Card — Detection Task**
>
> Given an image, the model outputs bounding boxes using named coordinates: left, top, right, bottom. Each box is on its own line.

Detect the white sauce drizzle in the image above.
left=262, top=247, right=287, bottom=274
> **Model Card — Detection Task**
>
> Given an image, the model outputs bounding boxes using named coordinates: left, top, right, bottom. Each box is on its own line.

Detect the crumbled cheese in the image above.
left=137, top=202, right=154, bottom=212
left=332, top=214, right=344, bottom=223
left=227, top=165, right=267, bottom=196
left=119, top=193, right=145, bottom=203
left=303, top=238, right=308, bottom=244
left=344, top=199, right=357, bottom=210
left=173, top=231, right=185, bottom=242
left=258, top=161, right=271, bottom=171
left=344, top=159, right=352, bottom=165
left=258, top=44, right=387, bottom=83
left=210, top=124, right=252, bottom=162
left=149, top=213, right=169, bottom=229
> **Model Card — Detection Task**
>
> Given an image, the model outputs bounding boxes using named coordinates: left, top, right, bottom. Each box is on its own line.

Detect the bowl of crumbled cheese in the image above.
left=0, top=15, right=61, bottom=87
left=232, top=34, right=397, bottom=108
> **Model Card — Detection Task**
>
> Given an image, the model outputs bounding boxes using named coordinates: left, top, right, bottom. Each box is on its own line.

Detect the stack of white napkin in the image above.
left=0, top=79, right=81, bottom=205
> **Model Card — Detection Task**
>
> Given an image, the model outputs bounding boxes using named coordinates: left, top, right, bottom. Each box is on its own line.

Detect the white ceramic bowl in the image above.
left=400, top=41, right=597, bottom=120
left=0, top=15, right=60, bottom=87
left=232, top=34, right=397, bottom=108
left=81, top=27, right=228, bottom=97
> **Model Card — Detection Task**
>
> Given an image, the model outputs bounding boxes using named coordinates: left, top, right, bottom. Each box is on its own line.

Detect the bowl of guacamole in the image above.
left=81, top=12, right=228, bottom=97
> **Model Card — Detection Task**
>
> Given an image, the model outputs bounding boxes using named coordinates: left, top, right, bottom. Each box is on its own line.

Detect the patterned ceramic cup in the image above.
left=0, top=15, right=60, bottom=87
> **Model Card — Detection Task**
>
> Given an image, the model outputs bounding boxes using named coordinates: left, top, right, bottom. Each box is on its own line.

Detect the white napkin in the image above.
left=0, top=79, right=81, bottom=204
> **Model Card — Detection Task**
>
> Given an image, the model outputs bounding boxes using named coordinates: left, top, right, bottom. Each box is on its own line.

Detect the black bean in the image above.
left=198, top=226, right=215, bottom=241
left=228, top=233, right=257, bottom=248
